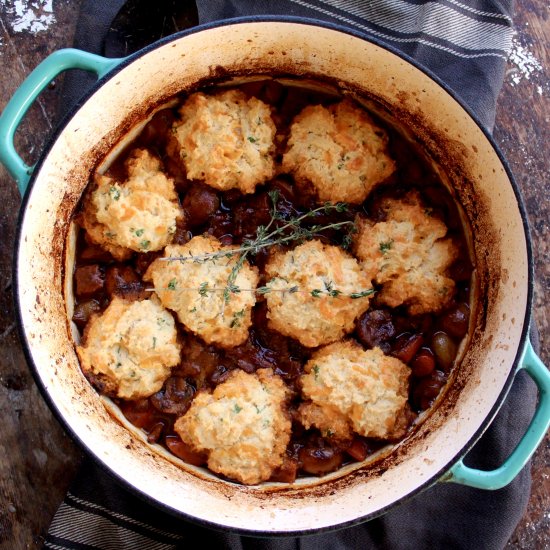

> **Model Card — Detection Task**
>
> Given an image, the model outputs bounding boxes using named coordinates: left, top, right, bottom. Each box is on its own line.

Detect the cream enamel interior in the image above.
left=16, top=22, right=528, bottom=533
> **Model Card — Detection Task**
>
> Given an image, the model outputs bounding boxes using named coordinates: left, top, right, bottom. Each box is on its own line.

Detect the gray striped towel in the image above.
left=46, top=1, right=537, bottom=549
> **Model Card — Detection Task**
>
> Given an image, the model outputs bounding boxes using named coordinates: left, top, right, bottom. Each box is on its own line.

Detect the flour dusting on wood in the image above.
left=7, top=0, right=55, bottom=34
left=507, top=36, right=543, bottom=86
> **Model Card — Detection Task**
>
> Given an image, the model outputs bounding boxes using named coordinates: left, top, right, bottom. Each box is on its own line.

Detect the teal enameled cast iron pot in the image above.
left=1, top=18, right=549, bottom=535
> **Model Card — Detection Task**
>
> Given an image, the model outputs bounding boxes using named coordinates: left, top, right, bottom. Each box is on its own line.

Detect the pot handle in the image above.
left=0, top=49, right=123, bottom=195
left=444, top=338, right=550, bottom=490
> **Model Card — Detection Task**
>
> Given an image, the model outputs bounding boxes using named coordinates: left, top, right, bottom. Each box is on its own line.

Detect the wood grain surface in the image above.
left=0, top=1, right=548, bottom=548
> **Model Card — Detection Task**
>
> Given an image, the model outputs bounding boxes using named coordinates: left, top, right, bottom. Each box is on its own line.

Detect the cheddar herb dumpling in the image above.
left=81, top=148, right=183, bottom=260
left=282, top=99, right=395, bottom=204
left=264, top=240, right=373, bottom=348
left=76, top=297, right=181, bottom=400
left=174, top=368, right=291, bottom=485
left=144, top=235, right=259, bottom=348
left=173, top=90, right=276, bottom=194
left=354, top=191, right=459, bottom=314
left=298, top=341, right=410, bottom=440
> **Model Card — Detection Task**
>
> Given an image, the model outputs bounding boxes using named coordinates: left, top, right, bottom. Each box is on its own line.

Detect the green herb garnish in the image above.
left=198, top=282, right=209, bottom=297
left=109, top=186, right=120, bottom=201
left=167, top=278, right=177, bottom=290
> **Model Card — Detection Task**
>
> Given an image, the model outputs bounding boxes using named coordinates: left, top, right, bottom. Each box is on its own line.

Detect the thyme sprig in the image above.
left=160, top=191, right=354, bottom=266
left=157, top=191, right=361, bottom=303
left=146, top=284, right=374, bottom=300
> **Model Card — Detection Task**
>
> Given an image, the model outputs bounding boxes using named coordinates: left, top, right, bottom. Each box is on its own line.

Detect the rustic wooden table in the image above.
left=0, top=1, right=548, bottom=548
